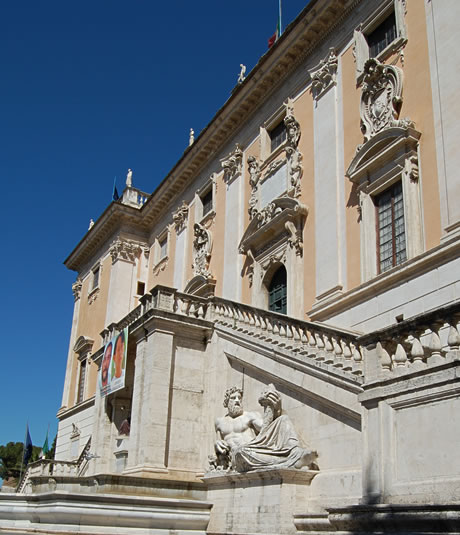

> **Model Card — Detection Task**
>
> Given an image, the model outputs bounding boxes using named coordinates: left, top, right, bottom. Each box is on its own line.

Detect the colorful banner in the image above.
left=99, top=328, right=127, bottom=398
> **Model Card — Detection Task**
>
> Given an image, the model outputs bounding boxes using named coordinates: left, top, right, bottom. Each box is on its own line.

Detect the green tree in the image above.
left=0, top=442, right=41, bottom=481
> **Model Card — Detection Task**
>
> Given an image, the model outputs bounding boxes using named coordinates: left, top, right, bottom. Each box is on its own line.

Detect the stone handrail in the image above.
left=210, top=296, right=363, bottom=377
left=16, top=438, right=91, bottom=493
left=358, top=301, right=460, bottom=377
left=141, top=286, right=364, bottom=377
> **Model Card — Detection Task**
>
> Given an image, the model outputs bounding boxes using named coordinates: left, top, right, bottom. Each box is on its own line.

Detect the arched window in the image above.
left=268, top=265, right=287, bottom=314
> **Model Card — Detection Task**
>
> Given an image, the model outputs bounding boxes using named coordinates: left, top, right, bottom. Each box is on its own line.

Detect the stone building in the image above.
left=1, top=0, right=460, bottom=533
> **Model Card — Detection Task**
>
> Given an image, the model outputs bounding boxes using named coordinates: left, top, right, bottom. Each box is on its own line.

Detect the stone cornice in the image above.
left=65, top=0, right=362, bottom=273
left=64, top=202, right=150, bottom=272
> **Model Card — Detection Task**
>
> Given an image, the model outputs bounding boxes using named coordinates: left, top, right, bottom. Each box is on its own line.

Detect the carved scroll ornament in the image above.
left=360, top=58, right=413, bottom=144
left=221, top=144, right=243, bottom=184
left=309, top=48, right=338, bottom=100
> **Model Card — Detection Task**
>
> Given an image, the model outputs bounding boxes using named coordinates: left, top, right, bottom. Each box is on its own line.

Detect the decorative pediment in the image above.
left=184, top=274, right=216, bottom=298
left=73, top=335, right=94, bottom=355
left=347, top=126, right=421, bottom=186
left=239, top=196, right=308, bottom=258
left=359, top=58, right=412, bottom=145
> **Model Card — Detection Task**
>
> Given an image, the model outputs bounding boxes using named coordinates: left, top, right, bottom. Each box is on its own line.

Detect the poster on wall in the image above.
left=99, top=327, right=128, bottom=398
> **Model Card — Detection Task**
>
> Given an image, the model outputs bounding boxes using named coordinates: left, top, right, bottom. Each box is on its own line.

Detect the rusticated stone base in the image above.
left=294, top=504, right=460, bottom=534
left=204, top=468, right=319, bottom=535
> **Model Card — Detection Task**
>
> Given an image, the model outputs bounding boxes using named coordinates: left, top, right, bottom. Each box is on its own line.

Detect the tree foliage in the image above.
left=0, top=442, right=41, bottom=481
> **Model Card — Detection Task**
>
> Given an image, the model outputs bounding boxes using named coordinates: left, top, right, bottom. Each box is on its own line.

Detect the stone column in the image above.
left=125, top=325, right=175, bottom=474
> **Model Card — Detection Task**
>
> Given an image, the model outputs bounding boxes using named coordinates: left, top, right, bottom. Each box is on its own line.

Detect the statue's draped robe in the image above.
left=232, top=415, right=307, bottom=472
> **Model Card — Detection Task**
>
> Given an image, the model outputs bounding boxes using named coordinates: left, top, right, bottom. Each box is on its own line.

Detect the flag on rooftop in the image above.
left=23, top=425, right=33, bottom=466
left=112, top=177, right=119, bottom=201
left=268, top=0, right=282, bottom=48
left=41, top=428, right=49, bottom=458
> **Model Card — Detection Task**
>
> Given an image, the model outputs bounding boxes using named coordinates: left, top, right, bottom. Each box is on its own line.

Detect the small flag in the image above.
left=23, top=425, right=33, bottom=466
left=268, top=0, right=282, bottom=48
left=112, top=177, right=119, bottom=201
left=41, top=429, right=49, bottom=458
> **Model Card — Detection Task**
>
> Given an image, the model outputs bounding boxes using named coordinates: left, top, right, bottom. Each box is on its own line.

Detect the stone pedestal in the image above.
left=204, top=469, right=318, bottom=535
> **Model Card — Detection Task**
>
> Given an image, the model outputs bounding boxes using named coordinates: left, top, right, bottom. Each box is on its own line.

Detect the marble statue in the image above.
left=212, top=384, right=317, bottom=472
left=126, top=168, right=133, bottom=188
left=238, top=64, right=246, bottom=84
left=189, top=128, right=195, bottom=146
left=192, top=222, right=212, bottom=277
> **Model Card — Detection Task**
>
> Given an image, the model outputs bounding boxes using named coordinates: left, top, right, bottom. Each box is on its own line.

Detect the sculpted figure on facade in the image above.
left=172, top=201, right=189, bottom=233
left=221, top=144, right=243, bottom=184
left=211, top=384, right=317, bottom=473
left=247, top=155, right=261, bottom=220
left=284, top=111, right=303, bottom=198
left=360, top=58, right=413, bottom=145
left=192, top=222, right=212, bottom=277
left=309, top=48, right=338, bottom=100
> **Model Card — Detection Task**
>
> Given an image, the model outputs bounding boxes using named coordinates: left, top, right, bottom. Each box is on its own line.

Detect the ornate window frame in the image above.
left=260, top=106, right=287, bottom=163
left=347, top=126, right=423, bottom=282
left=73, top=336, right=94, bottom=405
left=354, top=0, right=407, bottom=80
left=152, top=228, right=170, bottom=275
left=195, top=175, right=217, bottom=223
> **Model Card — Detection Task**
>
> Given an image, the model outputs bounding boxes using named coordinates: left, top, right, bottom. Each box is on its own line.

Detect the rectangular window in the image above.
left=269, top=120, right=287, bottom=153
left=201, top=189, right=213, bottom=217
left=77, top=360, right=86, bottom=404
left=159, top=236, right=168, bottom=259
left=136, top=281, right=145, bottom=296
left=92, top=267, right=100, bottom=291
left=376, top=182, right=406, bottom=273
left=367, top=11, right=397, bottom=58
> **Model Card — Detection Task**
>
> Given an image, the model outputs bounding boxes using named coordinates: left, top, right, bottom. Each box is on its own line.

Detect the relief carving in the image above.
left=309, top=48, right=338, bottom=100
left=284, top=107, right=302, bottom=198
left=360, top=58, right=413, bottom=145
left=192, top=223, right=212, bottom=277
left=110, top=239, right=143, bottom=264
left=72, top=279, right=82, bottom=301
left=247, top=156, right=261, bottom=220
left=210, top=384, right=318, bottom=473
left=221, top=144, right=243, bottom=184
left=172, top=201, right=189, bottom=232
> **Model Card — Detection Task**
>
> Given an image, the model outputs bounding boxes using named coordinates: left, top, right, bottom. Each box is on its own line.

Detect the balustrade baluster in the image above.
left=377, top=342, right=392, bottom=374
left=342, top=341, right=353, bottom=371
left=428, top=324, right=444, bottom=365
left=314, top=333, right=325, bottom=361
left=409, top=333, right=425, bottom=370
left=447, top=319, right=460, bottom=351
left=394, top=343, right=408, bottom=371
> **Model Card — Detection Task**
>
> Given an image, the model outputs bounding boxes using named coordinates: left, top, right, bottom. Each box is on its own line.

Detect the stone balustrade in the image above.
left=138, top=286, right=364, bottom=378
left=358, top=302, right=460, bottom=377
left=210, top=297, right=364, bottom=377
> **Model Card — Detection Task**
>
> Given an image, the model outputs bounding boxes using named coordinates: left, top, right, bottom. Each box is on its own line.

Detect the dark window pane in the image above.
left=270, top=121, right=287, bottom=152
left=201, top=189, right=213, bottom=216
left=77, top=361, right=86, bottom=404
left=375, top=181, right=406, bottom=273
left=367, top=11, right=397, bottom=58
left=268, top=266, right=287, bottom=315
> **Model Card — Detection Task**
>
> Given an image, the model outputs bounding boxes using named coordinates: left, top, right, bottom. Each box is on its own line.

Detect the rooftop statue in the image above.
left=238, top=64, right=246, bottom=84
left=126, top=168, right=133, bottom=188
left=212, top=384, right=318, bottom=472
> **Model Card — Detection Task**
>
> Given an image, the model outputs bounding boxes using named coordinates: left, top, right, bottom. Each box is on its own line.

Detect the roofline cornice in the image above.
left=65, top=0, right=362, bottom=273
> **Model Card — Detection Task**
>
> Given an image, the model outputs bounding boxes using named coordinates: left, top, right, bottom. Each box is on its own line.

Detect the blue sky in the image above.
left=0, top=0, right=310, bottom=452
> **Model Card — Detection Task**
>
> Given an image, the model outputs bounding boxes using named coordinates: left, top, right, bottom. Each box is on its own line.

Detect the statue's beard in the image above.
left=228, top=404, right=243, bottom=418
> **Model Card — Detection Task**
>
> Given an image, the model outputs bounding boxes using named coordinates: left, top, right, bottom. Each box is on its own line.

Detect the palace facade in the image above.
left=2, top=0, right=460, bottom=533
